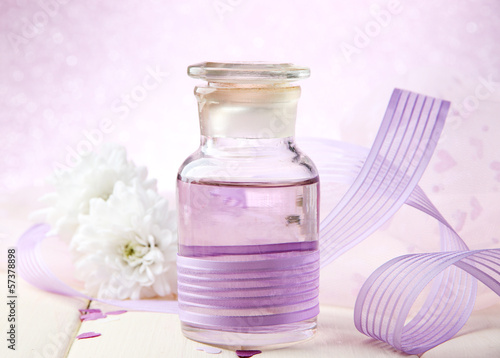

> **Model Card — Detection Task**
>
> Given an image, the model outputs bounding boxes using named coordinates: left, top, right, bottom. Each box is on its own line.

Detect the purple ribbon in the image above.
left=16, top=89, right=500, bottom=354
left=17, top=223, right=179, bottom=314
left=177, top=248, right=320, bottom=329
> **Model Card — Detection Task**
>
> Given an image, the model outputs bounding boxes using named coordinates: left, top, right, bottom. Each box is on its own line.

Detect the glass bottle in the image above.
left=176, top=62, right=319, bottom=350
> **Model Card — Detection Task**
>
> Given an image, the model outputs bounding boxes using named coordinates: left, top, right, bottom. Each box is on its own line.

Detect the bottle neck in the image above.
left=195, top=84, right=300, bottom=140
left=200, top=136, right=296, bottom=157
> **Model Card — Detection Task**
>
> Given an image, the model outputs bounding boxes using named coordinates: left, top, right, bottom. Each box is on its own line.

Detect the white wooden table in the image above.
left=1, top=269, right=499, bottom=358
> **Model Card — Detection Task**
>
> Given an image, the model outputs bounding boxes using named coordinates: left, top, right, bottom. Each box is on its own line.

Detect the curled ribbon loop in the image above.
left=304, top=89, right=499, bottom=354
left=16, top=89, right=499, bottom=354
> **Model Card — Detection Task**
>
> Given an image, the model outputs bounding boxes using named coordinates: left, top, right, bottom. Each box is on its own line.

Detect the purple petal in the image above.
left=105, top=310, right=127, bottom=315
left=76, top=332, right=101, bottom=339
left=196, top=346, right=222, bottom=354
left=236, top=350, right=262, bottom=358
left=80, top=312, right=107, bottom=321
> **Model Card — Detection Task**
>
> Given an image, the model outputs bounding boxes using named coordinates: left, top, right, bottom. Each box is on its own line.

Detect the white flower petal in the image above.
left=70, top=181, right=178, bottom=299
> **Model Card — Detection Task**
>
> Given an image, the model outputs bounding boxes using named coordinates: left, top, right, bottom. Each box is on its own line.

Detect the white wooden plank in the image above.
left=67, top=301, right=239, bottom=358
left=1, top=270, right=87, bottom=358
left=67, top=303, right=417, bottom=358
left=263, top=306, right=418, bottom=358
left=421, top=304, right=500, bottom=358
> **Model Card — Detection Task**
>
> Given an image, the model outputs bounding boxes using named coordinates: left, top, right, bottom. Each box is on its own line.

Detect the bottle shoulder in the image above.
left=178, top=145, right=318, bottom=184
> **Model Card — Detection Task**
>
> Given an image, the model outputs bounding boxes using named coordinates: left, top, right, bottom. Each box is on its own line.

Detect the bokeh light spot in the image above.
left=466, top=22, right=477, bottom=34
left=66, top=55, right=78, bottom=66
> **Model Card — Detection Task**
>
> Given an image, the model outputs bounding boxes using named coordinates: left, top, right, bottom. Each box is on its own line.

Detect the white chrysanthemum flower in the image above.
left=72, top=180, right=178, bottom=299
left=32, top=144, right=155, bottom=241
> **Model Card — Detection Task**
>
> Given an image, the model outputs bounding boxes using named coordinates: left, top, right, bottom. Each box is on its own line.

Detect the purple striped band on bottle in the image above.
left=177, top=249, right=320, bottom=329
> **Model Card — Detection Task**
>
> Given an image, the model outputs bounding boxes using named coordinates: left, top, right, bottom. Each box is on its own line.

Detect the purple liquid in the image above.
left=176, top=176, right=319, bottom=349
left=177, top=177, right=319, bottom=253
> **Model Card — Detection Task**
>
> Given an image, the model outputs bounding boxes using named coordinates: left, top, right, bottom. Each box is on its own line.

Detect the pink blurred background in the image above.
left=1, top=0, right=499, bottom=307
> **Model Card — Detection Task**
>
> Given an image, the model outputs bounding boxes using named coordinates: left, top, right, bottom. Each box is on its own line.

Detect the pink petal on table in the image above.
left=80, top=312, right=107, bottom=321
left=236, top=350, right=262, bottom=357
left=76, top=332, right=101, bottom=339
left=79, top=308, right=102, bottom=314
left=106, top=310, right=127, bottom=315
left=196, top=346, right=222, bottom=354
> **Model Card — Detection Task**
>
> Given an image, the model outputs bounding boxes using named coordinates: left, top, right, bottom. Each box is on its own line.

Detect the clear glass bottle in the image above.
left=176, top=62, right=319, bottom=350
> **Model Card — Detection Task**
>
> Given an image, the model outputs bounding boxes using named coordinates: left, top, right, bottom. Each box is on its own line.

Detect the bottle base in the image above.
left=181, top=318, right=317, bottom=350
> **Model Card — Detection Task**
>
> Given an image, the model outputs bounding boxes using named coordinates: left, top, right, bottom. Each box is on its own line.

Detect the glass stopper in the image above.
left=187, top=62, right=310, bottom=84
